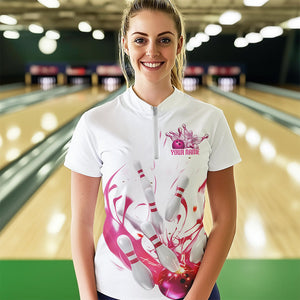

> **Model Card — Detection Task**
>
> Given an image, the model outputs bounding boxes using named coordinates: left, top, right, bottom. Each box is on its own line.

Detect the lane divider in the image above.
left=0, top=86, right=126, bottom=231
left=246, top=82, right=300, bottom=101
left=208, top=85, right=300, bottom=136
left=0, top=84, right=89, bottom=115
left=0, top=82, right=25, bottom=92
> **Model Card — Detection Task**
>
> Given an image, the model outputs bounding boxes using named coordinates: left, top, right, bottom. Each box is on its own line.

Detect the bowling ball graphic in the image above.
left=172, top=139, right=185, bottom=149
left=158, top=265, right=196, bottom=299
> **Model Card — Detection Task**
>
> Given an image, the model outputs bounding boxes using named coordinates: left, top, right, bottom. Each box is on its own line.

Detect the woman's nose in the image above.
left=146, top=42, right=159, bottom=58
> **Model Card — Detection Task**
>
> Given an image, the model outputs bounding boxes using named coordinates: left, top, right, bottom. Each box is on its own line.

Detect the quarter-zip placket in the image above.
left=152, top=106, right=159, bottom=159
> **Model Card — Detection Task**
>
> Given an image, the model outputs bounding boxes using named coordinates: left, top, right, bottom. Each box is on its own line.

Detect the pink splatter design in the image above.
left=102, top=166, right=207, bottom=299
left=198, top=179, right=207, bottom=193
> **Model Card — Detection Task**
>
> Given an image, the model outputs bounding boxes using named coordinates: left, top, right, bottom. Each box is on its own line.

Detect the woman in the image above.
left=65, top=1, right=241, bottom=299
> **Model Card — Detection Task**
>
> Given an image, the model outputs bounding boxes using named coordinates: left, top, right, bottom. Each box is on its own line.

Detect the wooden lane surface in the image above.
left=191, top=87, right=300, bottom=258
left=0, top=85, right=41, bottom=101
left=234, top=86, right=300, bottom=118
left=0, top=86, right=109, bottom=169
left=0, top=166, right=105, bottom=259
left=0, top=87, right=299, bottom=259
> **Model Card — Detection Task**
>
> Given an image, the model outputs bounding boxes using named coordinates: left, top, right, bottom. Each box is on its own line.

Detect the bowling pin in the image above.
left=117, top=235, right=154, bottom=290
left=190, top=228, right=207, bottom=264
left=117, top=205, right=141, bottom=232
left=140, top=221, right=180, bottom=273
left=165, top=175, right=189, bottom=222
left=134, top=161, right=152, bottom=191
left=144, top=187, right=164, bottom=235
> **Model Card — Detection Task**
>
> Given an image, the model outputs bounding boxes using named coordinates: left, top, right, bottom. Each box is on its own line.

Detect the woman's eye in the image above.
left=160, top=38, right=171, bottom=44
left=134, top=38, right=145, bottom=44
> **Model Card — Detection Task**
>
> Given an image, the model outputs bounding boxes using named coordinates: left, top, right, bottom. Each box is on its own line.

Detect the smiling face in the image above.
left=123, top=9, right=183, bottom=88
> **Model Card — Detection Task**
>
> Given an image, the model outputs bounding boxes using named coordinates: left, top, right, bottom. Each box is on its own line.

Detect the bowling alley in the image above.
left=0, top=0, right=299, bottom=299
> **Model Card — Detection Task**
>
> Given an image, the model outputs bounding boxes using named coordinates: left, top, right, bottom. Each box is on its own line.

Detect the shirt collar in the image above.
left=123, top=86, right=183, bottom=117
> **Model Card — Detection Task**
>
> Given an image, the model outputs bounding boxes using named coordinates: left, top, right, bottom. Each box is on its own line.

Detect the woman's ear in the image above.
left=176, top=36, right=183, bottom=55
left=122, top=37, right=129, bottom=55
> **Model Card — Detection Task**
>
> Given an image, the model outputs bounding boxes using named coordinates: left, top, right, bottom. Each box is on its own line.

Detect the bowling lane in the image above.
left=0, top=166, right=105, bottom=259
left=1, top=86, right=299, bottom=260
left=234, top=86, right=300, bottom=118
left=0, top=86, right=109, bottom=169
left=0, top=85, right=41, bottom=101
left=191, top=87, right=300, bottom=258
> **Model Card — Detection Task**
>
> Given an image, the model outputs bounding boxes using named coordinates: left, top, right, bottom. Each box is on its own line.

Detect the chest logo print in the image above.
left=166, top=124, right=208, bottom=155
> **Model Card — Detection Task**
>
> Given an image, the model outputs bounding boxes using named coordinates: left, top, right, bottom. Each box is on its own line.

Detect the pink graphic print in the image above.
left=166, top=124, right=208, bottom=149
left=102, top=165, right=207, bottom=299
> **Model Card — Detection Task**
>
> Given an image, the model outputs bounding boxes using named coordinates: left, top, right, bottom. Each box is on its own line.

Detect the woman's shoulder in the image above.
left=176, top=88, right=223, bottom=115
left=82, top=88, right=129, bottom=121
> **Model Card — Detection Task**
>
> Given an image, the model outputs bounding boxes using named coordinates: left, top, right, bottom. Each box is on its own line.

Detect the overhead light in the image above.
left=3, top=30, right=20, bottom=39
left=234, top=37, right=248, bottom=48
left=29, top=24, right=44, bottom=34
left=186, top=43, right=194, bottom=51
left=260, top=26, right=283, bottom=38
left=243, top=0, right=269, bottom=7
left=0, top=15, right=17, bottom=25
left=39, top=37, right=57, bottom=54
left=195, top=32, right=210, bottom=42
left=287, top=16, right=300, bottom=29
left=245, top=32, right=263, bottom=43
left=189, top=37, right=202, bottom=48
left=219, top=10, right=241, bottom=25
left=204, top=24, right=222, bottom=36
left=78, top=21, right=92, bottom=32
left=46, top=30, right=60, bottom=40
left=37, top=0, right=60, bottom=8
left=92, top=29, right=105, bottom=40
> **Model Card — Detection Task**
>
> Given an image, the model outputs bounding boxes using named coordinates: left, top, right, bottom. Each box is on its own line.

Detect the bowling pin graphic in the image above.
left=190, top=228, right=207, bottom=264
left=165, top=175, right=189, bottom=222
left=134, top=161, right=152, bottom=191
left=134, top=161, right=164, bottom=233
left=140, top=221, right=180, bottom=273
left=117, top=205, right=141, bottom=232
left=144, top=187, right=164, bottom=235
left=117, top=235, right=154, bottom=290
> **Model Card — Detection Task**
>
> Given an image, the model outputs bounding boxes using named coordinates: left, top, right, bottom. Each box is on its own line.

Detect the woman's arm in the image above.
left=71, top=171, right=101, bottom=300
left=185, top=166, right=237, bottom=300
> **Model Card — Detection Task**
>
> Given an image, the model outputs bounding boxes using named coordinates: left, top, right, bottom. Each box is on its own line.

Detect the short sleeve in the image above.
left=64, top=113, right=103, bottom=177
left=208, top=110, right=241, bottom=171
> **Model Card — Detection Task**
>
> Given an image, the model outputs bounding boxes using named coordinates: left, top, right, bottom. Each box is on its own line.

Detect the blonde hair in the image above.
left=119, top=0, right=186, bottom=91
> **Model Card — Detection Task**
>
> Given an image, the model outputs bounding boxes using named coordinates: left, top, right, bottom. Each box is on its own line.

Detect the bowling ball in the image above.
left=172, top=139, right=185, bottom=149
left=158, top=265, right=196, bottom=299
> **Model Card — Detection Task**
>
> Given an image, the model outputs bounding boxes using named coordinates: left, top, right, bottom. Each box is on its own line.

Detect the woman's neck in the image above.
left=132, top=80, right=174, bottom=107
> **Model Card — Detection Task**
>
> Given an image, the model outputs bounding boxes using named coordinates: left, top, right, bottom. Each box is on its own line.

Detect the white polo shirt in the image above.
left=65, top=87, right=241, bottom=300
